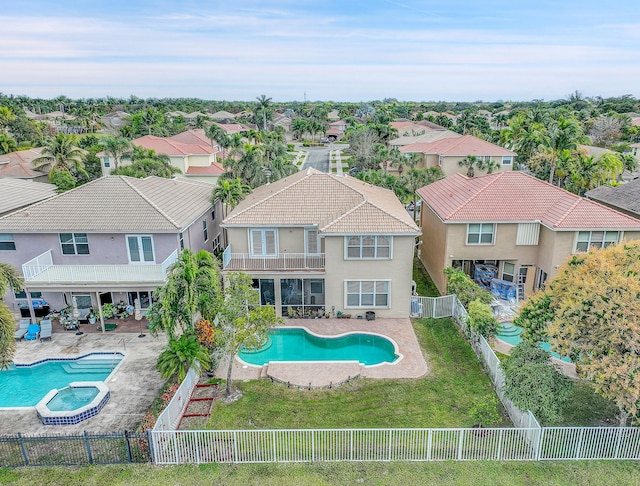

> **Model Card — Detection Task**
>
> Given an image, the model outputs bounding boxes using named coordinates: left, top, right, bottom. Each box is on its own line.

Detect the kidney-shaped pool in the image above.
left=238, top=327, right=399, bottom=366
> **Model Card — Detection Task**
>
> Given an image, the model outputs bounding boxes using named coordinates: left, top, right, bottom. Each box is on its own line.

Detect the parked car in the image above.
left=320, top=137, right=330, bottom=143
left=348, top=167, right=363, bottom=176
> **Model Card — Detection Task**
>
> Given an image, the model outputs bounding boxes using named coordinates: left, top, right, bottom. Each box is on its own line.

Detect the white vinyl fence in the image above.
left=150, top=296, right=640, bottom=464
left=152, top=367, right=199, bottom=432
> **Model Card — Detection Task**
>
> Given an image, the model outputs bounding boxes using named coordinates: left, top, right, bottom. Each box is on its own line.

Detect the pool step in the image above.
left=62, top=364, right=115, bottom=374
left=66, top=361, right=120, bottom=369
left=498, top=325, right=522, bottom=337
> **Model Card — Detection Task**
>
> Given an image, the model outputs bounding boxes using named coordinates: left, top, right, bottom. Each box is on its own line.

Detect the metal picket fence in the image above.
left=0, top=430, right=151, bottom=467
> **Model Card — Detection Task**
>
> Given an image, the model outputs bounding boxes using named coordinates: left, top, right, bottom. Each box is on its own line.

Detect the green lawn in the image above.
left=208, top=316, right=508, bottom=429
left=3, top=461, right=640, bottom=486
left=413, top=257, right=440, bottom=297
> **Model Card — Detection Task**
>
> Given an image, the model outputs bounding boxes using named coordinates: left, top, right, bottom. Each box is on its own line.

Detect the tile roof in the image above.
left=0, top=176, right=214, bottom=233
left=0, top=148, right=46, bottom=179
left=169, top=129, right=215, bottom=147
left=0, top=179, right=56, bottom=215
left=224, top=168, right=420, bottom=235
left=185, top=163, right=225, bottom=176
left=585, top=179, right=640, bottom=217
left=400, top=135, right=516, bottom=156
left=416, top=171, right=640, bottom=230
left=215, top=122, right=249, bottom=134
left=132, top=135, right=216, bottom=156
left=390, top=130, right=460, bottom=147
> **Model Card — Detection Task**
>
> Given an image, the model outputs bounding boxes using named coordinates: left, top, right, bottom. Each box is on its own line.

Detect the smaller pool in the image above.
left=238, top=327, right=399, bottom=366
left=46, top=386, right=100, bottom=412
left=496, top=323, right=572, bottom=363
left=36, top=382, right=111, bottom=425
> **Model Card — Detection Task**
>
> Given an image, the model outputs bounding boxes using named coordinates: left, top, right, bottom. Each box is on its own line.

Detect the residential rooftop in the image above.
left=417, top=171, right=640, bottom=230
left=224, top=168, right=420, bottom=235
left=585, top=178, right=640, bottom=218
left=0, top=176, right=214, bottom=232
left=0, top=179, right=57, bottom=216
left=400, top=135, right=515, bottom=156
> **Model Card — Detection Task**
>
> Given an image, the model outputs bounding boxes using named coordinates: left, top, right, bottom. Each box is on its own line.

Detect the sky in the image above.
left=1, top=0, right=639, bottom=102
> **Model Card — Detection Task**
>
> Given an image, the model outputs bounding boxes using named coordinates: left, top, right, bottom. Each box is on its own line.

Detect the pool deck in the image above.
left=216, top=318, right=429, bottom=388
left=1, top=330, right=168, bottom=435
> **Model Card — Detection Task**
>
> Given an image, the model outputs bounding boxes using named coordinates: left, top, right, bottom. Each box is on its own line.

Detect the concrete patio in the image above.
left=1, top=330, right=168, bottom=435
left=216, top=318, right=429, bottom=388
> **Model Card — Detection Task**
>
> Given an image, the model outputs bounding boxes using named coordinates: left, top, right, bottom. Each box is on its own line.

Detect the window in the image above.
left=211, top=209, right=216, bottom=221
left=212, top=234, right=221, bottom=252
left=346, top=235, right=391, bottom=259
left=14, top=291, right=42, bottom=299
left=467, top=224, right=494, bottom=245
left=127, top=235, right=155, bottom=263
left=202, top=220, right=208, bottom=241
left=179, top=232, right=184, bottom=250
left=305, top=228, right=320, bottom=254
left=502, top=156, right=513, bottom=165
left=60, top=233, right=89, bottom=255
left=102, top=156, right=110, bottom=168
left=249, top=229, right=277, bottom=257
left=502, top=262, right=515, bottom=283
left=346, top=280, right=390, bottom=308
left=0, top=234, right=15, bottom=251
left=576, top=231, right=619, bottom=252
left=127, top=291, right=152, bottom=309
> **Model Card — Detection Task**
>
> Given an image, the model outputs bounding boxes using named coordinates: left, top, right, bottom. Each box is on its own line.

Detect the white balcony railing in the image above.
left=22, top=249, right=179, bottom=284
left=222, top=246, right=324, bottom=271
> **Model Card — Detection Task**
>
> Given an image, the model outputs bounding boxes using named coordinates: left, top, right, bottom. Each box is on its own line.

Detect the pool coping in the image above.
left=236, top=325, right=404, bottom=369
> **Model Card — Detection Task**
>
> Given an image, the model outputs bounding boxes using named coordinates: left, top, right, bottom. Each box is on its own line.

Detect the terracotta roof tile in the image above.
left=133, top=135, right=216, bottom=156
left=0, top=148, right=47, bottom=178
left=400, top=135, right=515, bottom=156
left=416, top=172, right=640, bottom=230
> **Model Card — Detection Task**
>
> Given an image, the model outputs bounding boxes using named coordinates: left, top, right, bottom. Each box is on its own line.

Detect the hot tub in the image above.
left=35, top=382, right=110, bottom=425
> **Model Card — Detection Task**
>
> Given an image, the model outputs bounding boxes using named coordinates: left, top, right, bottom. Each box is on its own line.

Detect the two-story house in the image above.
left=0, top=176, right=222, bottom=323
left=221, top=168, right=421, bottom=318
left=416, top=171, right=640, bottom=296
left=400, top=135, right=516, bottom=177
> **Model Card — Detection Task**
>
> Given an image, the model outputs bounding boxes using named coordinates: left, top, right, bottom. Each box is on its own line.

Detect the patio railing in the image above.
left=222, top=246, right=325, bottom=271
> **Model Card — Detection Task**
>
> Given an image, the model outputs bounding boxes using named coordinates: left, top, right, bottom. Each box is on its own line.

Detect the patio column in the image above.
left=95, top=291, right=106, bottom=334
left=24, top=287, right=36, bottom=323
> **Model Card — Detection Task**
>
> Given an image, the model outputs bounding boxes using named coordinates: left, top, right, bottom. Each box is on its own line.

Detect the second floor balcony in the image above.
left=21, top=249, right=179, bottom=285
left=222, top=245, right=325, bottom=271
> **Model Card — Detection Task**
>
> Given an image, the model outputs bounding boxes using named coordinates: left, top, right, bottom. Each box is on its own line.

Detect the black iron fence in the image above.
left=0, top=430, right=152, bottom=467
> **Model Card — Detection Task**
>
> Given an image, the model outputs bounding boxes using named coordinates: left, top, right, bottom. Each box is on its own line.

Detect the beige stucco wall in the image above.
left=225, top=227, right=315, bottom=254
left=185, top=154, right=216, bottom=168
left=418, top=204, right=449, bottom=294
left=440, top=156, right=513, bottom=177
left=323, top=235, right=415, bottom=318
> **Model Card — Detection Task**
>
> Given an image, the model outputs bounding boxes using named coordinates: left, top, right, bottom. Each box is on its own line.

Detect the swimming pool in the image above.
left=238, top=328, right=399, bottom=366
left=0, top=353, right=123, bottom=408
left=496, top=323, right=571, bottom=363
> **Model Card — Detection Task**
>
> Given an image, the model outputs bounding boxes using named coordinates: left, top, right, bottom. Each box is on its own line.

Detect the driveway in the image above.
left=302, top=146, right=331, bottom=173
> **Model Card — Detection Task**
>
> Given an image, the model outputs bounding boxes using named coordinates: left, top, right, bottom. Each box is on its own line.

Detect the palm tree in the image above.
left=265, top=156, right=299, bottom=182
left=213, top=178, right=251, bottom=218
left=476, top=158, right=501, bottom=174
left=390, top=150, right=420, bottom=176
left=400, top=167, right=444, bottom=222
left=156, top=334, right=211, bottom=381
left=100, top=136, right=132, bottom=169
left=224, top=144, right=266, bottom=187
left=256, top=95, right=272, bottom=130
left=0, top=263, right=23, bottom=369
left=458, top=155, right=481, bottom=177
left=0, top=134, right=17, bottom=155
left=206, top=124, right=231, bottom=158
left=33, top=133, right=87, bottom=180
left=538, top=116, right=586, bottom=184
left=292, top=118, right=308, bottom=140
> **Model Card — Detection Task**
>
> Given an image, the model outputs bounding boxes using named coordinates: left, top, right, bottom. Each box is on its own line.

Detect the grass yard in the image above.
left=3, top=461, right=640, bottom=486
left=413, top=256, right=440, bottom=297
left=207, top=316, right=508, bottom=429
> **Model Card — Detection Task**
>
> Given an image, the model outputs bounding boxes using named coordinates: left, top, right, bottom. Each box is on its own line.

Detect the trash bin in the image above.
left=365, top=311, right=376, bottom=321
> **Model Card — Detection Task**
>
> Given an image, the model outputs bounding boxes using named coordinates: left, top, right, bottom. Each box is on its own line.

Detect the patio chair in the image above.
left=24, top=323, right=41, bottom=341
left=14, top=319, right=30, bottom=340
left=40, top=319, right=52, bottom=342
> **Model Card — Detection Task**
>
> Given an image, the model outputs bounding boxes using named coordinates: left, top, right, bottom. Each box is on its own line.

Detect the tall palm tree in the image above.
left=256, top=95, right=272, bottom=130
left=213, top=178, right=251, bottom=218
left=33, top=133, right=87, bottom=180
left=0, top=263, right=23, bottom=369
left=400, top=167, right=444, bottom=222
left=206, top=124, right=231, bottom=158
left=100, top=136, right=132, bottom=169
left=538, top=116, right=586, bottom=184
left=476, top=158, right=501, bottom=174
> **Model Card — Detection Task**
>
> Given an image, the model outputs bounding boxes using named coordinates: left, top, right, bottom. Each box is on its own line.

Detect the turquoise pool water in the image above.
left=238, top=328, right=398, bottom=366
left=496, top=323, right=572, bottom=363
left=0, top=353, right=123, bottom=408
left=46, top=386, right=100, bottom=412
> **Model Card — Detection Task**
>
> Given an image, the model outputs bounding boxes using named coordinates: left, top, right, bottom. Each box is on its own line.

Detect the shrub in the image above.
left=469, top=395, right=502, bottom=427
left=468, top=299, right=499, bottom=338
left=444, top=267, right=492, bottom=307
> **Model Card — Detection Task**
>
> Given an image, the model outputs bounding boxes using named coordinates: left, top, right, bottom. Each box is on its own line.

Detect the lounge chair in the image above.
left=24, top=324, right=41, bottom=341
left=40, top=319, right=52, bottom=342
left=14, top=319, right=30, bottom=340
left=97, top=323, right=118, bottom=332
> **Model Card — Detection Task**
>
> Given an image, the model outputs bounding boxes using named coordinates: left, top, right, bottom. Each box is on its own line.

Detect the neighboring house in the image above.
left=214, top=122, right=251, bottom=135
left=0, top=176, right=223, bottom=321
left=0, top=148, right=48, bottom=182
left=416, top=171, right=640, bottom=296
left=99, top=111, right=130, bottom=132
left=325, top=120, right=348, bottom=141
left=585, top=179, right=640, bottom=220
left=631, top=142, right=640, bottom=159
left=210, top=111, right=237, bottom=122
left=389, top=126, right=459, bottom=148
left=101, top=134, right=224, bottom=184
left=222, top=168, right=421, bottom=318
left=399, top=135, right=516, bottom=176
left=0, top=179, right=56, bottom=216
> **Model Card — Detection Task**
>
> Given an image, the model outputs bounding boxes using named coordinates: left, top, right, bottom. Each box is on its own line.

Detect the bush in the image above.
left=468, top=299, right=499, bottom=338
left=502, top=342, right=573, bottom=424
left=444, top=267, right=492, bottom=307
left=469, top=395, right=502, bottom=427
